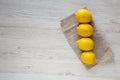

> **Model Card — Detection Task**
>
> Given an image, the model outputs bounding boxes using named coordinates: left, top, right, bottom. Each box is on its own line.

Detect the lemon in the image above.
left=76, top=24, right=93, bottom=37
left=80, top=51, right=96, bottom=64
left=76, top=38, right=94, bottom=51
left=74, top=8, right=92, bottom=23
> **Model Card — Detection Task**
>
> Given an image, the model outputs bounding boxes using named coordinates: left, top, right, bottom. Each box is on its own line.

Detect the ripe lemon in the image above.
left=76, top=38, right=94, bottom=51
left=80, top=51, right=96, bottom=64
left=76, top=24, right=93, bottom=37
left=74, top=8, right=92, bottom=23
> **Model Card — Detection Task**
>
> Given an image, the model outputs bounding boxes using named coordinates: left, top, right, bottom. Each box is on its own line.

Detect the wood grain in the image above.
left=0, top=0, right=120, bottom=80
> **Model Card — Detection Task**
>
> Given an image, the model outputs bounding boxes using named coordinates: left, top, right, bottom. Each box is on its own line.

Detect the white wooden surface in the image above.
left=0, top=0, right=120, bottom=80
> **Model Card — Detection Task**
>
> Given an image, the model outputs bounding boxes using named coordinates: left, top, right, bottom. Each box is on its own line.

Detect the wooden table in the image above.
left=0, top=0, right=120, bottom=80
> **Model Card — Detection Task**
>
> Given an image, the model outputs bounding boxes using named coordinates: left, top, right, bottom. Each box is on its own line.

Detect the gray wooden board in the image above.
left=0, top=0, right=120, bottom=80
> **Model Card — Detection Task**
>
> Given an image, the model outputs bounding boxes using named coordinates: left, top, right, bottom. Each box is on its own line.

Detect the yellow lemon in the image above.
left=76, top=24, right=93, bottom=37
left=80, top=51, right=96, bottom=64
left=76, top=38, right=94, bottom=51
left=75, top=8, right=92, bottom=23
